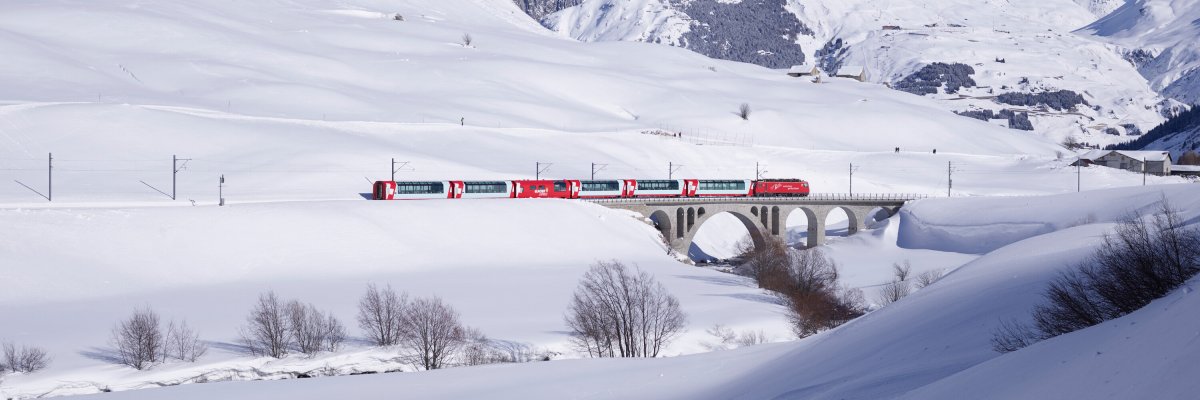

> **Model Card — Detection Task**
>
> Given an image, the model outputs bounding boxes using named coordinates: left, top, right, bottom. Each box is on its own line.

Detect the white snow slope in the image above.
left=545, top=0, right=1176, bottom=145
left=0, top=0, right=1195, bottom=398
left=39, top=184, right=1200, bottom=400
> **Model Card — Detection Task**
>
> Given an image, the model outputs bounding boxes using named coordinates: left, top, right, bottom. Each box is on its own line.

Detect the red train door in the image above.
left=683, top=179, right=698, bottom=197
left=623, top=179, right=637, bottom=197
left=448, top=181, right=464, bottom=199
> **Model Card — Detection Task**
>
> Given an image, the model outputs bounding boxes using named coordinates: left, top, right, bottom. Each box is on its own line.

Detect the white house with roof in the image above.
left=834, top=66, right=867, bottom=82
left=1075, top=150, right=1172, bottom=176
left=787, top=64, right=820, bottom=77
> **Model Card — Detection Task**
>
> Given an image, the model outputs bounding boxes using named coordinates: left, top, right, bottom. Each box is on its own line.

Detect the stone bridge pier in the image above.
left=595, top=197, right=911, bottom=256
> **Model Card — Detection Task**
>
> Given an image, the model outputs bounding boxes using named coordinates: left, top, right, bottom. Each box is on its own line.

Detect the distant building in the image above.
left=787, top=64, right=820, bottom=77
left=1075, top=150, right=1172, bottom=176
left=882, top=25, right=902, bottom=30
left=835, top=66, right=867, bottom=82
left=1171, top=164, right=1200, bottom=176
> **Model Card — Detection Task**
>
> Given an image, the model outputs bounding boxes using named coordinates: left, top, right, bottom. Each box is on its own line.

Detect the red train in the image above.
left=371, top=179, right=810, bottom=200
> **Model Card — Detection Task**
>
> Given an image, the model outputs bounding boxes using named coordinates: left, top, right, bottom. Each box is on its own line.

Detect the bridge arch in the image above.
left=682, top=208, right=767, bottom=261
left=784, top=207, right=821, bottom=248
left=648, top=209, right=674, bottom=243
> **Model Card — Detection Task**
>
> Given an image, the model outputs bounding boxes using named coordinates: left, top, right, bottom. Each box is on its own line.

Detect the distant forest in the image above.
left=1108, top=106, right=1200, bottom=152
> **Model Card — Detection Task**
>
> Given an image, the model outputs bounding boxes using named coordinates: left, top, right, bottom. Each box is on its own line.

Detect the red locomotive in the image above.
left=372, top=178, right=808, bottom=200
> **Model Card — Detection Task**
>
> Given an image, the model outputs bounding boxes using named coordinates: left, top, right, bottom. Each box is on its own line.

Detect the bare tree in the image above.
left=892, top=261, right=912, bottom=282
left=357, top=284, right=408, bottom=347
left=564, top=261, right=688, bottom=358
left=399, top=296, right=467, bottom=370
left=240, top=291, right=290, bottom=358
left=915, top=269, right=945, bottom=289
left=1, top=342, right=50, bottom=373
left=738, top=103, right=751, bottom=120
left=164, top=320, right=208, bottom=362
left=877, top=279, right=911, bottom=306
left=323, top=313, right=347, bottom=352
left=111, top=307, right=164, bottom=370
left=286, top=301, right=346, bottom=356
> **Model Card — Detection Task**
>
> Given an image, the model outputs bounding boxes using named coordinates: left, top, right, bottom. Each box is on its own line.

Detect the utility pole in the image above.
left=849, top=163, right=860, bottom=195
left=391, top=158, right=411, bottom=182
left=172, top=154, right=191, bottom=200
left=218, top=174, right=225, bottom=206
left=48, top=152, right=52, bottom=202
left=536, top=162, right=553, bottom=180
left=947, top=161, right=953, bottom=197
left=755, top=162, right=768, bottom=180
left=1143, top=157, right=1147, bottom=186
left=591, top=163, right=608, bottom=180
left=668, top=162, right=684, bottom=179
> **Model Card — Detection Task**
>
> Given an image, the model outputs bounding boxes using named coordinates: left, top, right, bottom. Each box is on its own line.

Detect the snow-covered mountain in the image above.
left=1080, top=0, right=1200, bottom=105
left=539, top=0, right=1181, bottom=146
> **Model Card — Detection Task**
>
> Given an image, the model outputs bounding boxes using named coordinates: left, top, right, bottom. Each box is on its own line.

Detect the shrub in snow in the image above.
left=992, top=202, right=1200, bottom=353
left=894, top=63, right=977, bottom=95
left=1, top=342, right=50, bottom=373
left=357, top=284, right=409, bottom=347
left=111, top=307, right=164, bottom=370
left=737, top=103, right=751, bottom=120
left=915, top=269, right=945, bottom=289
left=565, top=260, right=687, bottom=358
left=701, top=324, right=770, bottom=351
left=738, top=237, right=864, bottom=337
left=457, top=328, right=539, bottom=366
left=399, top=296, right=468, bottom=370
left=461, top=33, right=473, bottom=47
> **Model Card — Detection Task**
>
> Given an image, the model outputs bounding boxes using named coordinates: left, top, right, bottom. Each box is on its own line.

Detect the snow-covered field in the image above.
left=11, top=184, right=1191, bottom=400
left=1, top=0, right=1197, bottom=398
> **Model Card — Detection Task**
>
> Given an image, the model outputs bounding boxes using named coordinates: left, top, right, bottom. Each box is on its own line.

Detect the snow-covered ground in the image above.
left=16, top=184, right=1193, bottom=400
left=1, top=0, right=1196, bottom=398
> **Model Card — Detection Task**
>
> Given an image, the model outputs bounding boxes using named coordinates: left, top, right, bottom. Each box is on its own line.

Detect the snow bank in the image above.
left=897, top=184, right=1200, bottom=254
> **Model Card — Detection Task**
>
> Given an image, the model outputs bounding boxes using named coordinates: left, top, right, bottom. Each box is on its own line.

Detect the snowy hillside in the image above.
left=1, top=0, right=1196, bottom=399
left=541, top=0, right=1175, bottom=145
left=1080, top=0, right=1200, bottom=105
left=32, top=184, right=1200, bottom=400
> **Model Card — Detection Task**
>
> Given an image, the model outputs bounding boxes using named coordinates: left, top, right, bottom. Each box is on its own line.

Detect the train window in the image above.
left=638, top=180, right=679, bottom=191
left=465, top=181, right=507, bottom=193
left=394, top=182, right=443, bottom=194
left=554, top=181, right=566, bottom=192
left=581, top=181, right=619, bottom=191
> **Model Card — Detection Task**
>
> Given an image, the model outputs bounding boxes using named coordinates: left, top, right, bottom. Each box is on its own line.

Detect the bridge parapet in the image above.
left=590, top=194, right=924, bottom=256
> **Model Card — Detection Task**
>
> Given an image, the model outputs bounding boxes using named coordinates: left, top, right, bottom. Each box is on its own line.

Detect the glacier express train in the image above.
left=371, top=179, right=810, bottom=200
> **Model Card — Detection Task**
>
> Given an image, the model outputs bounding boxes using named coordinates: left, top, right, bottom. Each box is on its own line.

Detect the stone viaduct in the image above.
left=590, top=194, right=920, bottom=255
